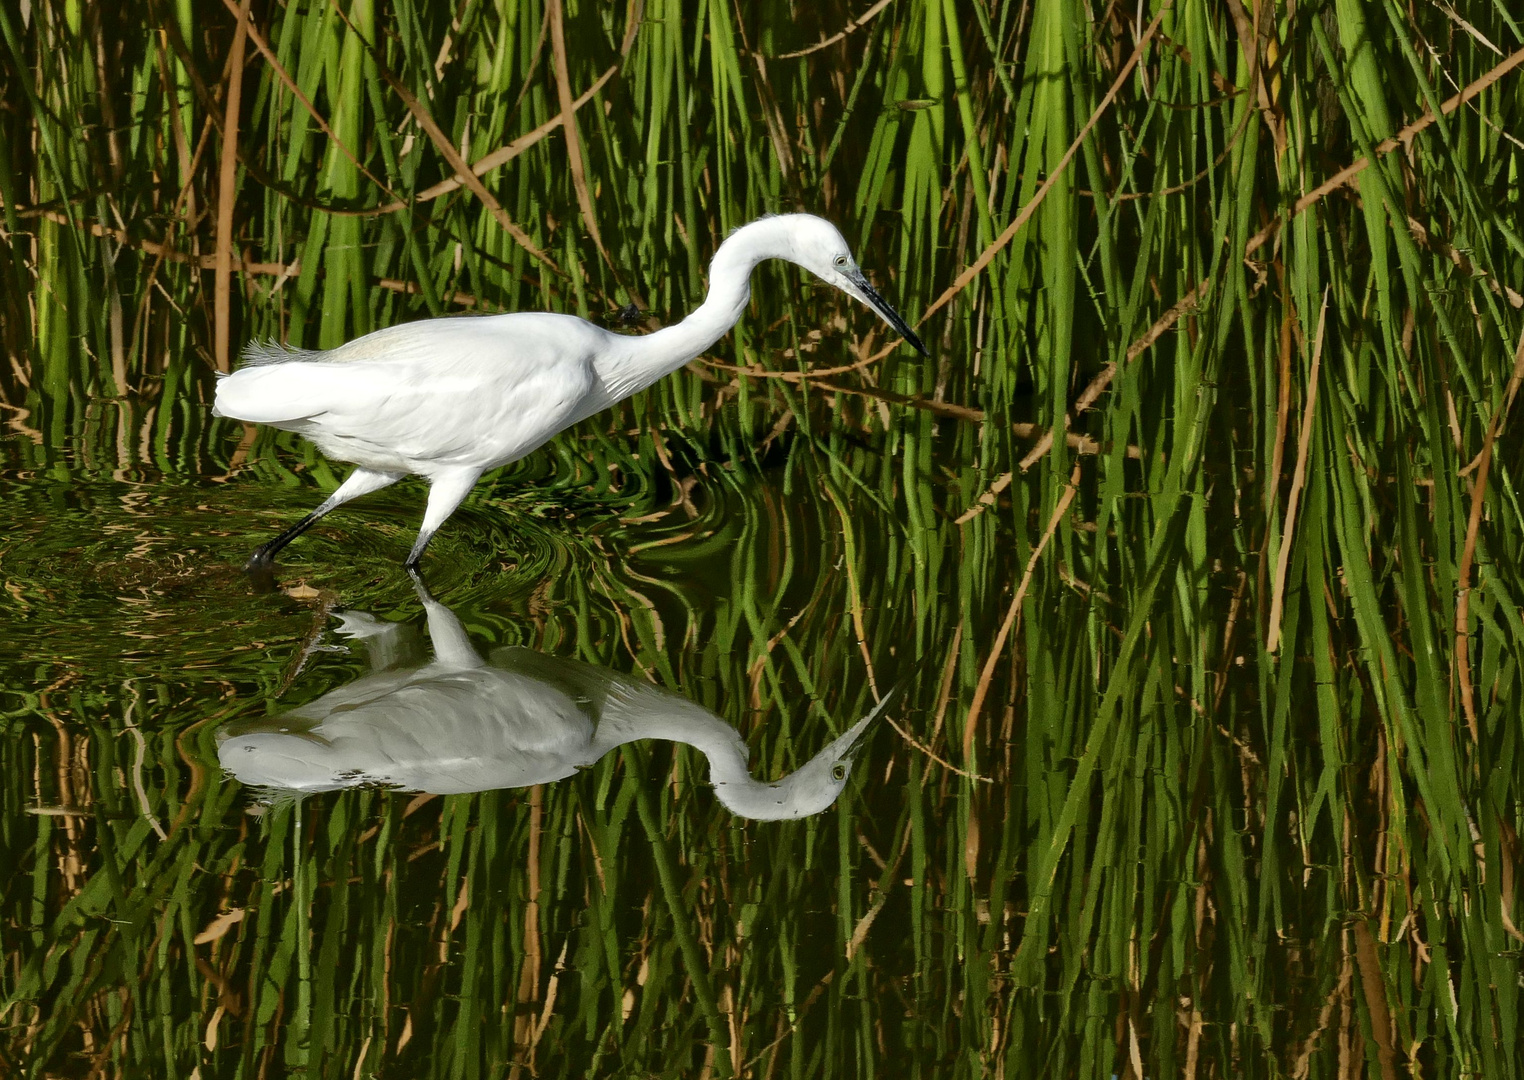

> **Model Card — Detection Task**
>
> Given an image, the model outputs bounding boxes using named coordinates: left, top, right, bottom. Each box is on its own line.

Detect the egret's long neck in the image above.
left=587, top=686, right=837, bottom=821
left=601, top=219, right=793, bottom=399
left=589, top=691, right=757, bottom=783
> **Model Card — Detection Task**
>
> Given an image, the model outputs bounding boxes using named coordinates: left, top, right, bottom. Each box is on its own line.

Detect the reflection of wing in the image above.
left=219, top=666, right=598, bottom=795
left=219, top=606, right=780, bottom=805
left=486, top=646, right=629, bottom=710
left=488, top=647, right=751, bottom=765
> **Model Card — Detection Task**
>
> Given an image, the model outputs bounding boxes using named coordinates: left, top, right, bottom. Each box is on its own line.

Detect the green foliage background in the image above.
left=2, top=0, right=1523, bottom=1075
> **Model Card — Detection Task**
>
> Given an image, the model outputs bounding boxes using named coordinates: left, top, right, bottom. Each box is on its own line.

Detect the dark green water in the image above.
left=5, top=400, right=1519, bottom=1077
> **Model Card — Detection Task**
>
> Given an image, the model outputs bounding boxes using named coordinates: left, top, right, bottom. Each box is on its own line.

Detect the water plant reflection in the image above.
left=218, top=580, right=885, bottom=819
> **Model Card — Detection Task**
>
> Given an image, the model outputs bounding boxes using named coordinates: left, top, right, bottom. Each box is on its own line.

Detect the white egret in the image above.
left=213, top=214, right=925, bottom=572
left=217, top=580, right=890, bottom=819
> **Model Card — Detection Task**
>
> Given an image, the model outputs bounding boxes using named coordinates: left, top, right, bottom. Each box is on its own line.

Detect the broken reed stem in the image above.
left=1351, top=919, right=1400, bottom=1080
left=1017, top=277, right=1213, bottom=472
left=773, top=0, right=894, bottom=58
left=382, top=65, right=619, bottom=212
left=323, top=0, right=563, bottom=276
left=220, top=0, right=400, bottom=201
left=885, top=715, right=991, bottom=783
left=383, top=71, right=559, bottom=273
left=549, top=0, right=632, bottom=303
left=1246, top=44, right=1524, bottom=258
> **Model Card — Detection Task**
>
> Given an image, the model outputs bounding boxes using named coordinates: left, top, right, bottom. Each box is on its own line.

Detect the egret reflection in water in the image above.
left=218, top=581, right=888, bottom=819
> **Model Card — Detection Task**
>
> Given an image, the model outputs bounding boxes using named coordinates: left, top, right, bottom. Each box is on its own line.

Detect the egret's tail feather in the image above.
left=240, top=339, right=324, bottom=367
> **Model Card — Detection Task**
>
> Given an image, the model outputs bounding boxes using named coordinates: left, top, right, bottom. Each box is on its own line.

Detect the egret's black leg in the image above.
left=245, top=508, right=330, bottom=573
left=242, top=468, right=406, bottom=580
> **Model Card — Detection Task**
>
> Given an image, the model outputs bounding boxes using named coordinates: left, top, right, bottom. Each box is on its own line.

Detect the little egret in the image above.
left=218, top=579, right=890, bottom=818
left=213, top=214, right=925, bottom=572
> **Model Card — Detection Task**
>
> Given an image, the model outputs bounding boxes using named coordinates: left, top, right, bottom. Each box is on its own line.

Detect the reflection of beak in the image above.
left=840, top=686, right=899, bottom=761
left=848, top=270, right=927, bottom=356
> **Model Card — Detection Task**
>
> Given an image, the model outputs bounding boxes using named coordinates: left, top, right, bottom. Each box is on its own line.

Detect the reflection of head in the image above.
left=708, top=696, right=888, bottom=820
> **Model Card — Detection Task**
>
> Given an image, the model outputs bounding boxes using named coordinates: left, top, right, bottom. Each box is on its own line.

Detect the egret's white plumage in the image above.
left=214, top=214, right=925, bottom=572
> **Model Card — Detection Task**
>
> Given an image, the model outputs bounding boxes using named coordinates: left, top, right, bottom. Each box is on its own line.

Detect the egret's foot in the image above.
left=402, top=541, right=432, bottom=576
left=244, top=553, right=279, bottom=594
left=405, top=564, right=433, bottom=602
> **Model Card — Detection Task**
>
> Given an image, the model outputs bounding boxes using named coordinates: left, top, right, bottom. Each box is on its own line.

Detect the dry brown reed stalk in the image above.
left=916, top=4, right=1172, bottom=329
left=964, top=462, right=1083, bottom=767
left=1454, top=326, right=1524, bottom=738
left=212, top=0, right=254, bottom=373
left=1245, top=43, right=1524, bottom=258
left=1266, top=290, right=1328, bottom=654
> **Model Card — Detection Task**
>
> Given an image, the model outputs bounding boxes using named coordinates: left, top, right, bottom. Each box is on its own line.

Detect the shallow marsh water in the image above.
left=2, top=433, right=1002, bottom=1077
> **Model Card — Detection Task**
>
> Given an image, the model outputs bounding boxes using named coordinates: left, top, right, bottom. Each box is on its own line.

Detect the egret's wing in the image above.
left=214, top=314, right=612, bottom=467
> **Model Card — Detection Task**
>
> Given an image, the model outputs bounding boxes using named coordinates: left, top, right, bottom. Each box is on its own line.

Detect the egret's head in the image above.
left=778, top=215, right=928, bottom=356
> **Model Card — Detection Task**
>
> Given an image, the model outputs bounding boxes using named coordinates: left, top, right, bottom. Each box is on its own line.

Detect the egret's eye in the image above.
left=831, top=763, right=847, bottom=781
left=833, top=255, right=849, bottom=268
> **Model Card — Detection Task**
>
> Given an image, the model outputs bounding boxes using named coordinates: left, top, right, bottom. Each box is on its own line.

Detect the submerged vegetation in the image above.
left=2, top=0, right=1524, bottom=1075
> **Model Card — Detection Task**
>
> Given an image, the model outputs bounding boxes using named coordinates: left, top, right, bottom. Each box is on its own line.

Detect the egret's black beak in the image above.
left=850, top=270, right=927, bottom=356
